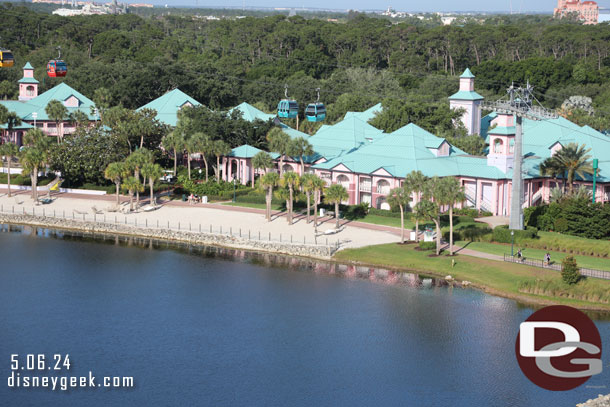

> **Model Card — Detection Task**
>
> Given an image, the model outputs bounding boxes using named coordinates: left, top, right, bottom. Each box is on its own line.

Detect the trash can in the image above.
left=201, top=196, right=208, bottom=204
left=320, top=208, right=325, bottom=217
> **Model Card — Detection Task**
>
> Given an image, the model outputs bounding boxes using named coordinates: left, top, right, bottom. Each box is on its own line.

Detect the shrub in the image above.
left=561, top=256, right=581, bottom=285
left=367, top=207, right=403, bottom=218
left=453, top=208, right=492, bottom=217
left=492, top=225, right=538, bottom=243
left=419, top=241, right=436, bottom=251
left=444, top=225, right=492, bottom=242
left=553, top=217, right=569, bottom=233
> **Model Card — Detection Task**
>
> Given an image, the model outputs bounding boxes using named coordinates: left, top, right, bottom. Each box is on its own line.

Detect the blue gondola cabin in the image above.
left=305, top=102, right=326, bottom=122
left=277, top=100, right=298, bottom=119
left=47, top=60, right=67, bottom=77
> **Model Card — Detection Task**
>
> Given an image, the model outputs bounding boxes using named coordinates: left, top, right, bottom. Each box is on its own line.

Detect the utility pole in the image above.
left=483, top=81, right=557, bottom=230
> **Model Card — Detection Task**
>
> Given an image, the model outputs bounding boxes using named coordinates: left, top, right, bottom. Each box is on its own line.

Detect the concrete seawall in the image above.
left=0, top=214, right=337, bottom=260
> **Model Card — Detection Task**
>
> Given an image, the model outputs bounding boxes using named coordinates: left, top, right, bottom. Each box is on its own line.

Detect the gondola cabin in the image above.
left=305, top=102, right=326, bottom=122
left=0, top=49, right=14, bottom=68
left=47, top=60, right=67, bottom=77
left=277, top=100, right=298, bottom=119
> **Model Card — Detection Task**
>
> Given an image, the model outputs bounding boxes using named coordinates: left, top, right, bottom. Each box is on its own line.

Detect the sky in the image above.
left=138, top=0, right=610, bottom=13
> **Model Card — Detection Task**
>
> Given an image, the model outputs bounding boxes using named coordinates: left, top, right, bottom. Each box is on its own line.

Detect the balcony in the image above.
left=359, top=182, right=372, bottom=193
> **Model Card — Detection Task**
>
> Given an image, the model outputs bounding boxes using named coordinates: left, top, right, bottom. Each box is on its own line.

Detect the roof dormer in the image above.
left=64, top=95, right=81, bottom=107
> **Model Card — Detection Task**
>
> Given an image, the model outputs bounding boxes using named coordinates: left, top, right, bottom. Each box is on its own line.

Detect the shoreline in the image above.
left=2, top=214, right=609, bottom=315
left=0, top=213, right=337, bottom=260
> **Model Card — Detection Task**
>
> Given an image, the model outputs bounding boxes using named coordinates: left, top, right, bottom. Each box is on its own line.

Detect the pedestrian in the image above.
left=517, top=248, right=522, bottom=261
left=544, top=252, right=551, bottom=266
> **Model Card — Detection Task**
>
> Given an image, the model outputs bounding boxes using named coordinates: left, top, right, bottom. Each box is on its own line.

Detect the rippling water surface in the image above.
left=0, top=225, right=608, bottom=406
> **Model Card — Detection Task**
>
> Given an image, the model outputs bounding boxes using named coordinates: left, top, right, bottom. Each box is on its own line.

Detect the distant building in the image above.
left=554, top=0, right=599, bottom=25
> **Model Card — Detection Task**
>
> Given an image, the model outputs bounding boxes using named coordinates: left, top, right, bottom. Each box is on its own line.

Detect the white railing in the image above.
left=359, top=182, right=372, bottom=193
left=377, top=186, right=390, bottom=195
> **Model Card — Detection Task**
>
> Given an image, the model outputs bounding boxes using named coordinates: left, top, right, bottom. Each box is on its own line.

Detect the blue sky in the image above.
left=142, top=0, right=610, bottom=13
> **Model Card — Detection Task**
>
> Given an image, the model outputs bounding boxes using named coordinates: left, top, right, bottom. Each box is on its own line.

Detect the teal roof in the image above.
left=23, top=62, right=34, bottom=70
left=488, top=125, right=515, bottom=135
left=18, top=77, right=39, bottom=84
left=460, top=68, right=475, bottom=78
left=0, top=122, right=33, bottom=130
left=278, top=122, right=311, bottom=140
left=137, top=88, right=201, bottom=126
left=307, top=115, right=385, bottom=161
left=313, top=122, right=505, bottom=179
left=228, top=144, right=263, bottom=158
left=482, top=112, right=610, bottom=182
left=449, top=90, right=484, bottom=101
left=343, top=103, right=383, bottom=122
left=0, top=82, right=96, bottom=121
left=229, top=102, right=276, bottom=122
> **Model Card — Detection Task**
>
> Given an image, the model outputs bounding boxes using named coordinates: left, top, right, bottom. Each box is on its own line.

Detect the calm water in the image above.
left=0, top=225, right=608, bottom=407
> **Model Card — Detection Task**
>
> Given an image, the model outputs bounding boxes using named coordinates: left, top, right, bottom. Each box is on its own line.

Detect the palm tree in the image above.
left=126, top=148, right=154, bottom=207
left=288, top=136, right=314, bottom=174
left=251, top=151, right=273, bottom=186
left=550, top=143, right=595, bottom=194
left=259, top=172, right=279, bottom=221
left=300, top=173, right=321, bottom=224
left=540, top=155, right=566, bottom=192
left=422, top=176, right=445, bottom=255
left=141, top=162, right=164, bottom=206
left=324, top=184, right=348, bottom=229
left=311, top=176, right=326, bottom=234
left=104, top=161, right=126, bottom=206
left=19, top=129, right=51, bottom=202
left=161, top=131, right=185, bottom=177
left=92, top=87, right=112, bottom=121
left=404, top=170, right=428, bottom=242
left=212, top=140, right=231, bottom=183
left=184, top=135, right=197, bottom=180
left=267, top=127, right=291, bottom=176
left=280, top=171, right=300, bottom=225
left=192, top=133, right=212, bottom=182
left=438, top=177, right=466, bottom=255
left=0, top=142, right=19, bottom=197
left=121, top=176, right=144, bottom=212
left=387, top=186, right=410, bottom=244
left=414, top=200, right=442, bottom=255
left=45, top=99, right=68, bottom=144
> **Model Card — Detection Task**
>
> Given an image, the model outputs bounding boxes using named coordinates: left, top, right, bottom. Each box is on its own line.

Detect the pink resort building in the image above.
left=554, top=0, right=599, bottom=24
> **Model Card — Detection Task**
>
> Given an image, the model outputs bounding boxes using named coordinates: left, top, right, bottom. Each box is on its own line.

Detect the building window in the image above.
left=493, top=139, right=503, bottom=154
left=26, top=86, right=35, bottom=96
left=509, top=139, right=514, bottom=154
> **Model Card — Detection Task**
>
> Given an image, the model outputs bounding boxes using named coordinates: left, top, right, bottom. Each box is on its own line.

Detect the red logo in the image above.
left=515, top=305, right=602, bottom=391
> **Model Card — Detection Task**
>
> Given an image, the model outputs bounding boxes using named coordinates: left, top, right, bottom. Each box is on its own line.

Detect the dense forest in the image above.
left=1, top=3, right=610, bottom=135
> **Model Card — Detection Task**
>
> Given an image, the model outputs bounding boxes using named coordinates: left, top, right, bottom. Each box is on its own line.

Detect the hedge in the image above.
left=419, top=241, right=436, bottom=251
left=492, top=225, right=538, bottom=243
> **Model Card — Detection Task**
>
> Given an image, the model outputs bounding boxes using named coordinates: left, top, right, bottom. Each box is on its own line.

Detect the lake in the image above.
left=0, top=225, right=608, bottom=406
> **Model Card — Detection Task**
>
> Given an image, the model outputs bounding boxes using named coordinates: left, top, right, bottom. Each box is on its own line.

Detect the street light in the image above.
left=511, top=230, right=515, bottom=257
left=592, top=158, right=598, bottom=203
left=233, top=176, right=236, bottom=203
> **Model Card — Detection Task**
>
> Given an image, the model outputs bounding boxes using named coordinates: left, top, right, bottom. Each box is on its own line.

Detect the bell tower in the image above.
left=18, top=62, right=39, bottom=101
left=486, top=113, right=515, bottom=173
left=449, top=68, right=484, bottom=135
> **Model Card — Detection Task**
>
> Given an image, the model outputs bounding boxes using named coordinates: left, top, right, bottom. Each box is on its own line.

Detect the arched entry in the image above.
left=376, top=196, right=390, bottom=210
left=336, top=174, right=349, bottom=189
left=376, top=179, right=390, bottom=195
left=282, top=164, right=294, bottom=173
left=231, top=160, right=238, bottom=180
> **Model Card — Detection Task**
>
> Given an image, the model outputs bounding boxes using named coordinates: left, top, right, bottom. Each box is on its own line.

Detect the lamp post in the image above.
left=511, top=230, right=515, bottom=257
left=592, top=158, right=598, bottom=203
left=232, top=176, right=236, bottom=203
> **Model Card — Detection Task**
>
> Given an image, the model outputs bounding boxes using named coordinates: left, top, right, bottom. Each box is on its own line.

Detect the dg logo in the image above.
left=515, top=305, right=603, bottom=391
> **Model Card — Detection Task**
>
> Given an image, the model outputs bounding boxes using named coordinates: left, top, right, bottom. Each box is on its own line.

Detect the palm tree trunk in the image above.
left=31, top=168, right=38, bottom=201
left=313, top=191, right=319, bottom=233
left=187, top=155, right=192, bottom=180
left=335, top=202, right=339, bottom=229
left=279, top=157, right=284, bottom=176
left=434, top=217, right=441, bottom=256
left=150, top=178, right=154, bottom=205
left=288, top=186, right=293, bottom=224
left=115, top=182, right=120, bottom=205
left=216, top=156, right=221, bottom=183
left=449, top=205, right=454, bottom=255
left=415, top=219, right=419, bottom=242
left=7, top=158, right=12, bottom=197
left=266, top=187, right=272, bottom=221
left=306, top=191, right=311, bottom=223
left=400, top=204, right=404, bottom=243
left=56, top=121, right=61, bottom=144
left=135, top=169, right=140, bottom=206
left=173, top=149, right=177, bottom=176
left=300, top=157, right=305, bottom=174
left=202, top=156, right=209, bottom=182
left=129, top=191, right=134, bottom=211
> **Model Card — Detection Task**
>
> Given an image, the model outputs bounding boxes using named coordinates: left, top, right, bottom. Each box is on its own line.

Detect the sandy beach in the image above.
left=0, top=189, right=400, bottom=249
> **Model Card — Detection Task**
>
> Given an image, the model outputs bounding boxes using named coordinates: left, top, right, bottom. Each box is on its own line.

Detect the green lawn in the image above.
left=456, top=241, right=610, bottom=272
left=334, top=243, right=610, bottom=310
left=354, top=214, right=490, bottom=234
left=222, top=202, right=283, bottom=211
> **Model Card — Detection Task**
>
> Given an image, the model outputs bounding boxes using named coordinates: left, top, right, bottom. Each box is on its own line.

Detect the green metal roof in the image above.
left=488, top=125, right=515, bottom=135
left=229, top=102, right=276, bottom=122
left=23, top=62, right=34, bottom=70
left=448, top=90, right=484, bottom=101
left=18, top=77, right=39, bottom=84
left=313, top=122, right=506, bottom=179
left=0, top=122, right=34, bottom=130
left=460, top=68, right=475, bottom=78
left=137, top=88, right=201, bottom=126
left=343, top=103, right=382, bottom=122
left=0, top=82, right=96, bottom=121
left=307, top=115, right=385, bottom=161
left=228, top=144, right=263, bottom=158
left=278, top=122, right=311, bottom=140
